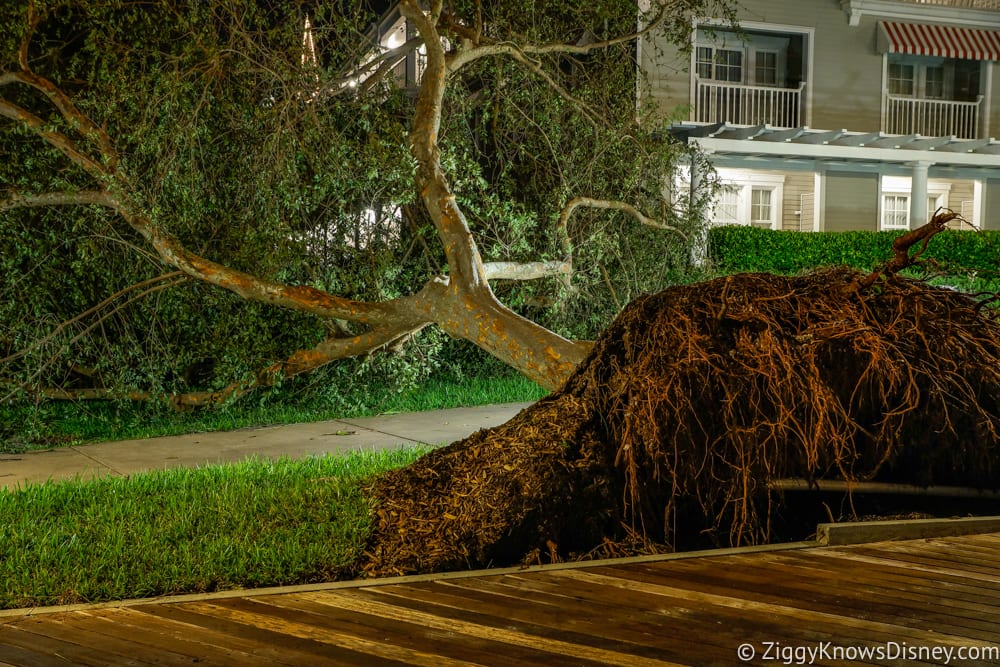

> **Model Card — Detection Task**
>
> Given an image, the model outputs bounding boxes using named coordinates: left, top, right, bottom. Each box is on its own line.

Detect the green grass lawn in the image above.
left=1, top=372, right=547, bottom=453
left=0, top=448, right=428, bottom=609
left=0, top=370, right=543, bottom=609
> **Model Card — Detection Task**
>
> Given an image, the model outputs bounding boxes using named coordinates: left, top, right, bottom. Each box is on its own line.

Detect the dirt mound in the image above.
left=362, top=217, right=1000, bottom=577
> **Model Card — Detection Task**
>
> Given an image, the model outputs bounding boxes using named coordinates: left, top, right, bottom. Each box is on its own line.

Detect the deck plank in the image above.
left=296, top=589, right=685, bottom=667
left=3, top=531, right=1000, bottom=666
left=247, top=591, right=567, bottom=667
left=359, top=581, right=737, bottom=664
left=553, top=567, right=997, bottom=648
left=0, top=620, right=155, bottom=666
left=613, top=556, right=1000, bottom=635
left=133, top=603, right=385, bottom=666
left=737, top=551, right=1000, bottom=618
left=434, top=573, right=897, bottom=665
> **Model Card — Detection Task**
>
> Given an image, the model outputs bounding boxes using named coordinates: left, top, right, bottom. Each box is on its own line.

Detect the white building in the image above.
left=641, top=0, right=1000, bottom=232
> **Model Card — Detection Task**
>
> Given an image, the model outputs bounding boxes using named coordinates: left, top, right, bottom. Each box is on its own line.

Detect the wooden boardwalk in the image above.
left=3, top=533, right=1000, bottom=666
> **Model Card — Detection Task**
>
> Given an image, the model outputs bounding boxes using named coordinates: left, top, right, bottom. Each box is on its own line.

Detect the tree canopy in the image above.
left=0, top=0, right=735, bottom=405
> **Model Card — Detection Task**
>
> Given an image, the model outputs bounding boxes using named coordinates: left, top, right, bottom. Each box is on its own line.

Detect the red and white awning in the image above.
left=878, top=21, right=1000, bottom=61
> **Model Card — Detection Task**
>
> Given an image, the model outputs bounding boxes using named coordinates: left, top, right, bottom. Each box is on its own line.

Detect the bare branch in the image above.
left=6, top=70, right=120, bottom=168
left=489, top=44, right=606, bottom=128
left=0, top=190, right=115, bottom=212
left=449, top=0, right=673, bottom=70
left=0, top=271, right=187, bottom=366
left=18, top=2, right=41, bottom=72
left=36, top=320, right=427, bottom=408
left=0, top=98, right=110, bottom=178
left=557, top=196, right=687, bottom=260
left=119, top=206, right=423, bottom=324
left=38, top=388, right=155, bottom=402
left=428, top=0, right=444, bottom=22
left=855, top=209, right=959, bottom=290
left=520, top=1, right=671, bottom=56
left=5, top=277, right=188, bottom=403
left=439, top=11, right=479, bottom=44
left=483, top=261, right=572, bottom=282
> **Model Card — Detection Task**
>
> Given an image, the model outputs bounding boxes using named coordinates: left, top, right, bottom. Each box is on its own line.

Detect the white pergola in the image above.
left=671, top=122, right=1000, bottom=228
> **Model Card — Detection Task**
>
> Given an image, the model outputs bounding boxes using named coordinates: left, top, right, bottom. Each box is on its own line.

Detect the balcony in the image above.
left=884, top=95, right=983, bottom=138
left=694, top=78, right=806, bottom=128
left=898, top=0, right=1000, bottom=8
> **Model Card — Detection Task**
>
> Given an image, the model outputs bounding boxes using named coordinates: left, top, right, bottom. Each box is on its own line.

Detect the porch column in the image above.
left=909, top=161, right=932, bottom=228
left=690, top=150, right=711, bottom=266
left=689, top=151, right=707, bottom=211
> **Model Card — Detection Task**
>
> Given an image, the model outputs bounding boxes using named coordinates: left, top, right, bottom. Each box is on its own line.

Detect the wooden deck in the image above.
left=3, top=533, right=1000, bottom=666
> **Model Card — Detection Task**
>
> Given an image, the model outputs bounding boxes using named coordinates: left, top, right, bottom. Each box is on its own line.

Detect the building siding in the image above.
left=642, top=0, right=1000, bottom=137
left=782, top=171, right=815, bottom=231
left=985, top=180, right=1000, bottom=231
left=825, top=172, right=878, bottom=231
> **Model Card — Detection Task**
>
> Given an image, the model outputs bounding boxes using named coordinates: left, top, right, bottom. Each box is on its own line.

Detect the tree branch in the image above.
left=0, top=87, right=429, bottom=331
left=37, top=323, right=428, bottom=409
left=0, top=271, right=187, bottom=366
left=0, top=190, right=115, bottom=211
left=855, top=209, right=959, bottom=290
left=18, top=2, right=40, bottom=72
left=483, top=260, right=572, bottom=282
left=0, top=98, right=110, bottom=179
left=401, top=0, right=490, bottom=290
left=557, top=196, right=687, bottom=260
left=2, top=70, right=119, bottom=168
left=448, top=0, right=673, bottom=69
left=486, top=44, right=606, bottom=128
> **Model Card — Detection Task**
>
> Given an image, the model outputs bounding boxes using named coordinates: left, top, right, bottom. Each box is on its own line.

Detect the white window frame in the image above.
left=878, top=175, right=951, bottom=231
left=886, top=55, right=952, bottom=100
left=881, top=193, right=911, bottom=230
left=711, top=169, right=785, bottom=230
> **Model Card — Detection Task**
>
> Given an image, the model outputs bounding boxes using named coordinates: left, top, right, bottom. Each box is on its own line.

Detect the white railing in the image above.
left=694, top=79, right=806, bottom=128
left=884, top=95, right=982, bottom=138
left=898, top=0, right=1000, bottom=9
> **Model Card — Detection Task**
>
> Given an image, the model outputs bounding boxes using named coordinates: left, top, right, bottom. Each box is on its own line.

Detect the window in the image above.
left=882, top=194, right=910, bottom=230
left=924, top=65, right=944, bottom=99
left=886, top=56, right=970, bottom=100
left=694, top=26, right=804, bottom=91
left=888, top=63, right=915, bottom=96
left=879, top=176, right=951, bottom=230
left=713, top=188, right=740, bottom=225
left=754, top=51, right=778, bottom=87
left=696, top=46, right=743, bottom=83
left=696, top=47, right=714, bottom=80
left=710, top=170, right=784, bottom=229
left=751, top=188, right=773, bottom=228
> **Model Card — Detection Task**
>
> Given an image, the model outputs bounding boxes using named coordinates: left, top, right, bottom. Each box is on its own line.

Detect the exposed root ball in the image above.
left=363, top=265, right=1000, bottom=577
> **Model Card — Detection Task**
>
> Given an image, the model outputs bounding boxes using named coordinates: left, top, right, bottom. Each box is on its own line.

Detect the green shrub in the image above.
left=708, top=226, right=1000, bottom=278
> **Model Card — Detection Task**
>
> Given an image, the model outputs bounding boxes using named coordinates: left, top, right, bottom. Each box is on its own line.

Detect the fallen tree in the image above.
left=363, top=212, right=1000, bottom=576
left=1, top=0, right=735, bottom=404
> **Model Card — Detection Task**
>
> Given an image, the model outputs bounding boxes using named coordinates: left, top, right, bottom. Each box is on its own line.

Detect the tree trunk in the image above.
left=400, top=0, right=590, bottom=390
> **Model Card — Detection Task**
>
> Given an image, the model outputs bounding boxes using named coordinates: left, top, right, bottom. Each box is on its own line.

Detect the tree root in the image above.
left=363, top=220, right=1000, bottom=575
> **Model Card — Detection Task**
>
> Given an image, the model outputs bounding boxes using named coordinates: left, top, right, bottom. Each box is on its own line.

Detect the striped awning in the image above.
left=878, top=21, right=1000, bottom=61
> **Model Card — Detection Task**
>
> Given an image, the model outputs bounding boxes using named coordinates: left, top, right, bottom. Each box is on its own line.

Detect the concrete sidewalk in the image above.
left=0, top=402, right=531, bottom=490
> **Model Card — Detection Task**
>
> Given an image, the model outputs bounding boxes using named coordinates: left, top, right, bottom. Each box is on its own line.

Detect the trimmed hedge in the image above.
left=708, top=225, right=1000, bottom=275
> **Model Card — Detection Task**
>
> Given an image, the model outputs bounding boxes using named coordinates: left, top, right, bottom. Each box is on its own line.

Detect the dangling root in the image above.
left=363, top=215, right=1000, bottom=576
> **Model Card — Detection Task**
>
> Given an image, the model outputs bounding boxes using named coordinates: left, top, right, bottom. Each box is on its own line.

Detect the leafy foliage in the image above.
left=709, top=225, right=1000, bottom=290
left=0, top=0, right=716, bottom=400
